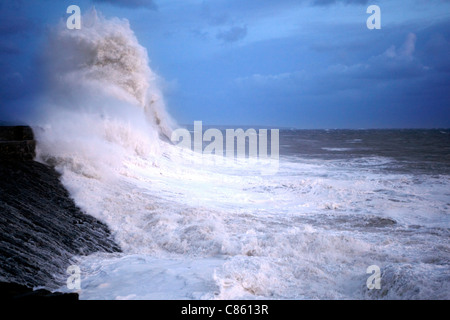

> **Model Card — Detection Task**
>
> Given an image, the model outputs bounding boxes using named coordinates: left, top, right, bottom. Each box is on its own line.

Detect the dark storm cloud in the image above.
left=0, top=41, right=21, bottom=55
left=326, top=33, right=428, bottom=81
left=232, top=18, right=450, bottom=128
left=0, top=0, right=449, bottom=127
left=216, top=26, right=248, bottom=43
left=0, top=1, right=41, bottom=121
left=0, top=17, right=34, bottom=35
left=416, top=20, right=450, bottom=73
left=0, top=1, right=35, bottom=36
left=0, top=71, right=24, bottom=100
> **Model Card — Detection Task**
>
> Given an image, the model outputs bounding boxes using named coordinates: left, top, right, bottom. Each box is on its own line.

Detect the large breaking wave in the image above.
left=35, top=10, right=173, bottom=175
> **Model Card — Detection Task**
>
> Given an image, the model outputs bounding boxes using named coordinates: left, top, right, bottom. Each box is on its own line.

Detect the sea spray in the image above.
left=35, top=9, right=174, bottom=174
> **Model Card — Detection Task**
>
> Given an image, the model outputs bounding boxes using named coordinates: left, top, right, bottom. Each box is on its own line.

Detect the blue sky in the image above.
left=0, top=0, right=449, bottom=128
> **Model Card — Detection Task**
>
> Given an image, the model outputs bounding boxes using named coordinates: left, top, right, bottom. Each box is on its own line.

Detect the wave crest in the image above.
left=35, top=9, right=174, bottom=172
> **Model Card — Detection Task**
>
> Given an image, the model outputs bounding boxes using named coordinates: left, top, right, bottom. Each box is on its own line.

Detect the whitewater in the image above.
left=31, top=12, right=449, bottom=300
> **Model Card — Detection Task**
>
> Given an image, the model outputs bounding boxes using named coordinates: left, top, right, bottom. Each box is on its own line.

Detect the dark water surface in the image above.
left=280, top=129, right=450, bottom=174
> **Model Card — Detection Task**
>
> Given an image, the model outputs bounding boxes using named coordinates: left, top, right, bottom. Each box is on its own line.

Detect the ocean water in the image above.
left=32, top=12, right=449, bottom=300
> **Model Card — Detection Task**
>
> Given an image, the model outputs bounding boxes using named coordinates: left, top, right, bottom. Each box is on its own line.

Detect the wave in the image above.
left=23, top=10, right=449, bottom=300
left=34, top=9, right=174, bottom=176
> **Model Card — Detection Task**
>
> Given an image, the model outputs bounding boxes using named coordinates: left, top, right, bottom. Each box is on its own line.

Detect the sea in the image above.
left=25, top=11, right=450, bottom=300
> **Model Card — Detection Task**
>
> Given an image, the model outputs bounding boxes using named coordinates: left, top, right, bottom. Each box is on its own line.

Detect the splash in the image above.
left=34, top=9, right=174, bottom=175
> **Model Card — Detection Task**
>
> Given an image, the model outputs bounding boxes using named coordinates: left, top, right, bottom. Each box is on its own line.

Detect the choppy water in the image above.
left=47, top=128, right=449, bottom=300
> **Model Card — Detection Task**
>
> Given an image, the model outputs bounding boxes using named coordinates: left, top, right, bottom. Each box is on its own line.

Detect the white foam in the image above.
left=321, top=147, right=353, bottom=151
left=60, top=253, right=224, bottom=300
left=37, top=11, right=449, bottom=300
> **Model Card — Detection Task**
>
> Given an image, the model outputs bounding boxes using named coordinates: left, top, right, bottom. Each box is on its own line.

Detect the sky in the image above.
left=0, top=0, right=449, bottom=129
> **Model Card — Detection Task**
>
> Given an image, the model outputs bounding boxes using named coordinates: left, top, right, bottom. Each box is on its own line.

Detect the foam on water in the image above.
left=32, top=11, right=449, bottom=299
left=54, top=149, right=449, bottom=299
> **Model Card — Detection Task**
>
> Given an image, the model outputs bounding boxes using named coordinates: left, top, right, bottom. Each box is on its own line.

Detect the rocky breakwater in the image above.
left=0, top=126, right=36, bottom=161
left=0, top=126, right=121, bottom=300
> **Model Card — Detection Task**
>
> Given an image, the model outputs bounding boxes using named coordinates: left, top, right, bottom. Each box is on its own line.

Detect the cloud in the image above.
left=384, top=33, right=417, bottom=60
left=235, top=71, right=305, bottom=87
left=0, top=72, right=24, bottom=101
left=234, top=31, right=433, bottom=105
left=0, top=41, right=20, bottom=54
left=235, top=73, right=289, bottom=86
left=0, top=2, right=37, bottom=106
left=325, top=33, right=428, bottom=82
left=200, top=3, right=230, bottom=26
left=0, top=2, right=35, bottom=37
left=312, top=0, right=369, bottom=5
left=418, top=21, right=450, bottom=72
left=92, top=0, right=157, bottom=10
left=0, top=17, right=33, bottom=35
left=401, top=33, right=417, bottom=57
left=216, top=26, right=247, bottom=43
